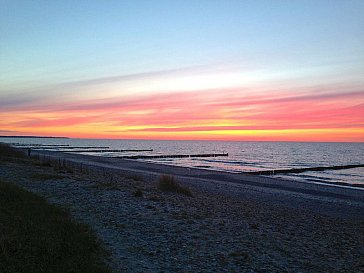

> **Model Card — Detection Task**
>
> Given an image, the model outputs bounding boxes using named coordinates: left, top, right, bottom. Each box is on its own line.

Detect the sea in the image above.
left=1, top=137, right=363, bottom=188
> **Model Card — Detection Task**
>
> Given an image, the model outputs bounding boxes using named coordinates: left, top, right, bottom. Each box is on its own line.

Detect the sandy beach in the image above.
left=1, top=150, right=363, bottom=272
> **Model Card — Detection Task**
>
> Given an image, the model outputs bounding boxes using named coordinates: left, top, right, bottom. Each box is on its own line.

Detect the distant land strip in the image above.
left=0, top=136, right=69, bottom=139
left=118, top=153, right=228, bottom=159
left=12, top=144, right=70, bottom=147
left=247, top=164, right=364, bottom=175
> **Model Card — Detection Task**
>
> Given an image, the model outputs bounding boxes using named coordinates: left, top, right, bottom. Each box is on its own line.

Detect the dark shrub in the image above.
left=0, top=143, right=25, bottom=158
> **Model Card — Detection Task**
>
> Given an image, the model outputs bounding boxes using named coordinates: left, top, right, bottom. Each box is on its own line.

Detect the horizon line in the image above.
left=1, top=135, right=363, bottom=144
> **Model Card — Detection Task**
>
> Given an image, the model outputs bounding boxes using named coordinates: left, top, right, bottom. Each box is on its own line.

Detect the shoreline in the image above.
left=3, top=140, right=363, bottom=188
left=30, top=149, right=364, bottom=218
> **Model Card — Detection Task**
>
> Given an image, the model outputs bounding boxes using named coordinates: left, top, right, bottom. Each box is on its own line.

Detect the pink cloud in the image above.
left=2, top=82, right=363, bottom=139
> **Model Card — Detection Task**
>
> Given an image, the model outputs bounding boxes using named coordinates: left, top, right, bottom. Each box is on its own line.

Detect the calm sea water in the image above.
left=1, top=138, right=363, bottom=187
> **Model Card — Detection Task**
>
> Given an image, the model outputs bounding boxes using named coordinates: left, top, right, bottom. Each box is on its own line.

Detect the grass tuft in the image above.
left=158, top=175, right=193, bottom=197
left=228, top=250, right=251, bottom=261
left=133, top=188, right=143, bottom=197
left=30, top=173, right=65, bottom=181
left=0, top=180, right=110, bottom=273
left=94, top=181, right=120, bottom=191
left=125, top=174, right=144, bottom=182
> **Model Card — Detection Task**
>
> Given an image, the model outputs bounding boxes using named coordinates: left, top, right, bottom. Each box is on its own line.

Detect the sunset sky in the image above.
left=1, top=1, right=363, bottom=141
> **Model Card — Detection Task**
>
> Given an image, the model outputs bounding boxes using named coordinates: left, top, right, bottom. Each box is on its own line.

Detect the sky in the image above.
left=1, top=0, right=363, bottom=141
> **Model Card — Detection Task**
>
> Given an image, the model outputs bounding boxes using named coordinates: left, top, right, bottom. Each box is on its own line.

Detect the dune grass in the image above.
left=158, top=174, right=193, bottom=196
left=0, top=180, right=110, bottom=273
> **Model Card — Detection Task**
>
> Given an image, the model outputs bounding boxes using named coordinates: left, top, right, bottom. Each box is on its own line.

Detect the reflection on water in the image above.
left=1, top=138, right=363, bottom=186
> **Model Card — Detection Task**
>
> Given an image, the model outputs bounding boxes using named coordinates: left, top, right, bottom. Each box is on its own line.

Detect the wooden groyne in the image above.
left=32, top=146, right=110, bottom=149
left=0, top=136, right=68, bottom=139
left=12, top=144, right=70, bottom=147
left=118, top=153, right=228, bottom=159
left=63, top=149, right=153, bottom=153
left=248, top=164, right=364, bottom=175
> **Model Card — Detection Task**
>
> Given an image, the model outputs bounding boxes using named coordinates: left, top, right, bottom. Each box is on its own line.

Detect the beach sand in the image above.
left=1, top=151, right=363, bottom=272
